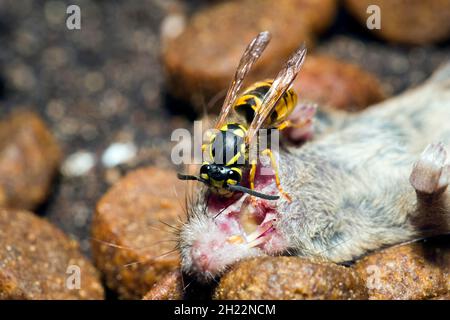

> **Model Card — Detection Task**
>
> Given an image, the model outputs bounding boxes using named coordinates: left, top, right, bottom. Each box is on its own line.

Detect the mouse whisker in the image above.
left=182, top=279, right=194, bottom=292
left=121, top=247, right=179, bottom=269
left=91, top=237, right=178, bottom=253
left=206, top=271, right=219, bottom=285
left=159, top=219, right=182, bottom=232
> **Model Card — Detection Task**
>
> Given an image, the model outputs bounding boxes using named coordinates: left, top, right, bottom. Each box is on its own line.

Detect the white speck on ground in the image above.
left=61, top=151, right=96, bottom=177
left=101, top=142, right=137, bottom=168
left=160, top=14, right=186, bottom=40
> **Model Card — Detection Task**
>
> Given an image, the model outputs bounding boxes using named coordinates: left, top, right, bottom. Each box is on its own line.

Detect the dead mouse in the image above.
left=178, top=62, right=450, bottom=283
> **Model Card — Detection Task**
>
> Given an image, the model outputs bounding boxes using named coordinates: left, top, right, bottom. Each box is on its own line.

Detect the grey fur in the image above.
left=180, top=62, right=450, bottom=277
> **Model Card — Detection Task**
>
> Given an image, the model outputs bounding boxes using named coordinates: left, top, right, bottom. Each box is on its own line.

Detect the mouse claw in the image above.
left=410, top=142, right=449, bottom=194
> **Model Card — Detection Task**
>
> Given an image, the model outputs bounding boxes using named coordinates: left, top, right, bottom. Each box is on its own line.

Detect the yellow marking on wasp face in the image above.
left=210, top=178, right=224, bottom=189
left=226, top=167, right=242, bottom=186
left=228, top=167, right=242, bottom=185
left=201, top=173, right=209, bottom=180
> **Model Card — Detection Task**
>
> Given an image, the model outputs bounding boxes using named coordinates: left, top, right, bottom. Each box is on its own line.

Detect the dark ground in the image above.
left=0, top=0, right=449, bottom=257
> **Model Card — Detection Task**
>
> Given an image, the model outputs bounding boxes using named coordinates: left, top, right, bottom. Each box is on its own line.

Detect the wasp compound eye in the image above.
left=200, top=164, right=210, bottom=180
left=228, top=170, right=240, bottom=180
left=226, top=169, right=242, bottom=186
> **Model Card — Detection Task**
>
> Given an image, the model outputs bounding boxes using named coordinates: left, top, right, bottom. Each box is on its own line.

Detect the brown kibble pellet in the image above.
left=0, top=208, right=104, bottom=300
left=163, top=0, right=337, bottom=109
left=293, top=55, right=386, bottom=111
left=214, top=256, right=368, bottom=300
left=345, top=0, right=450, bottom=45
left=354, top=242, right=450, bottom=300
left=0, top=110, right=61, bottom=210
left=91, top=167, right=184, bottom=299
left=142, top=270, right=183, bottom=300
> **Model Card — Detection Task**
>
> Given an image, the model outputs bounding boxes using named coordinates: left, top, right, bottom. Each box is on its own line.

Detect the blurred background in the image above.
left=0, top=0, right=450, bottom=257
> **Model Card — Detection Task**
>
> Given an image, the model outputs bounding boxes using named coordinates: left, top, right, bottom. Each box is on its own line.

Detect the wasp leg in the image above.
left=248, top=160, right=258, bottom=205
left=261, top=149, right=292, bottom=202
left=277, top=103, right=316, bottom=131
left=278, top=103, right=316, bottom=143
left=277, top=118, right=312, bottom=131
left=249, top=160, right=257, bottom=191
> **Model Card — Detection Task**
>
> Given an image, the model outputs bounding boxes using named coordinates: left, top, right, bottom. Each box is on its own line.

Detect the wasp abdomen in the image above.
left=233, top=80, right=298, bottom=127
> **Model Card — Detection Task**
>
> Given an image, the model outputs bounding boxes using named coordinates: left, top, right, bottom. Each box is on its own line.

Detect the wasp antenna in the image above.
left=177, top=173, right=200, bottom=181
left=177, top=173, right=210, bottom=187
left=228, top=184, right=279, bottom=200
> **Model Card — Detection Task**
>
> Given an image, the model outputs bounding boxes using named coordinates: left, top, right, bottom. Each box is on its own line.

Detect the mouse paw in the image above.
left=282, top=102, right=317, bottom=143
left=410, top=142, right=449, bottom=194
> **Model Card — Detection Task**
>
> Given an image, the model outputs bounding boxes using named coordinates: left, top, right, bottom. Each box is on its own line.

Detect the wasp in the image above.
left=178, top=31, right=308, bottom=202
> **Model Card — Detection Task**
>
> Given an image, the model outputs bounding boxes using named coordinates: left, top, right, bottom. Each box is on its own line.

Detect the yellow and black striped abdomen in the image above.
left=233, top=80, right=298, bottom=128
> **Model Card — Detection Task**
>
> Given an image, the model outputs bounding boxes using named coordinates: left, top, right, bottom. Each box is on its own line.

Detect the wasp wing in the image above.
left=245, top=43, right=307, bottom=144
left=214, top=31, right=271, bottom=130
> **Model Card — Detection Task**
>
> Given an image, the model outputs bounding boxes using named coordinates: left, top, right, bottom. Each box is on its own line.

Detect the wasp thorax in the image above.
left=207, top=123, right=247, bottom=166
